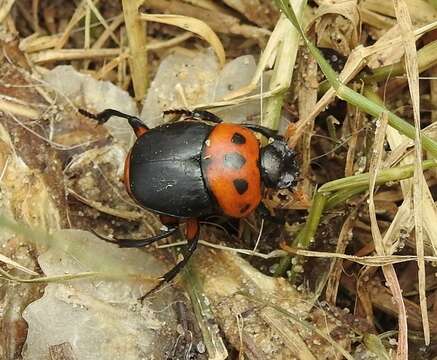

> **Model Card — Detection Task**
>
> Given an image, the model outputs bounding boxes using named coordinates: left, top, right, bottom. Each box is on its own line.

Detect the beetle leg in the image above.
left=256, top=202, right=285, bottom=225
left=160, top=215, right=179, bottom=227
left=90, top=226, right=178, bottom=248
left=163, top=108, right=223, bottom=124
left=79, top=108, right=149, bottom=137
left=191, top=109, right=223, bottom=123
left=139, top=218, right=200, bottom=300
left=240, top=123, right=281, bottom=140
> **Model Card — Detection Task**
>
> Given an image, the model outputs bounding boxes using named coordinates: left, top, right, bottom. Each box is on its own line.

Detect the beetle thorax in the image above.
left=260, top=139, right=299, bottom=189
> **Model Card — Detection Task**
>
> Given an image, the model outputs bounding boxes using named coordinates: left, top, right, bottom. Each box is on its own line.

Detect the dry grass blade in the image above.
left=184, top=0, right=224, bottom=12
left=325, top=211, right=357, bottom=303
left=359, top=6, right=396, bottom=29
left=0, top=253, right=38, bottom=275
left=29, top=33, right=195, bottom=65
left=261, top=308, right=317, bottom=360
left=369, top=113, right=389, bottom=256
left=159, top=239, right=287, bottom=259
left=148, top=32, right=193, bottom=50
left=3, top=0, right=437, bottom=356
left=91, top=14, right=124, bottom=50
left=280, top=246, right=437, bottom=266
left=0, top=98, right=40, bottom=119
left=0, top=0, right=16, bottom=23
left=288, top=19, right=437, bottom=147
left=223, top=12, right=296, bottom=100
left=139, top=13, right=225, bottom=67
left=67, top=188, right=144, bottom=221
left=288, top=47, right=366, bottom=146
left=368, top=111, right=408, bottom=359
left=0, top=266, right=153, bottom=284
left=297, top=48, right=317, bottom=192
left=84, top=2, right=91, bottom=49
left=384, top=121, right=437, bottom=260
left=183, top=264, right=228, bottom=360
left=95, top=33, right=193, bottom=80
left=19, top=34, right=62, bottom=53
left=0, top=267, right=99, bottom=283
left=122, top=0, right=147, bottom=100
left=54, top=0, right=87, bottom=50
left=262, top=0, right=306, bottom=130
left=85, top=0, right=119, bottom=45
left=240, top=293, right=354, bottom=360
left=393, top=0, right=429, bottom=346
left=362, top=0, right=437, bottom=24
left=312, top=0, right=360, bottom=49
left=29, top=48, right=121, bottom=64
left=146, top=0, right=270, bottom=40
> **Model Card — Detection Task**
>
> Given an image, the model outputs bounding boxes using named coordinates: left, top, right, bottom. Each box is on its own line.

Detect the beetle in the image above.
left=79, top=108, right=299, bottom=296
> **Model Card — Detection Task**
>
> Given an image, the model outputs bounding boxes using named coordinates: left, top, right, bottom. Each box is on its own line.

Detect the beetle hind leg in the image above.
left=90, top=226, right=178, bottom=248
left=139, top=218, right=200, bottom=300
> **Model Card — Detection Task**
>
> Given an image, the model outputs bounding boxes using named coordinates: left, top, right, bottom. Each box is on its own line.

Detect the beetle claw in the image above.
left=138, top=280, right=165, bottom=302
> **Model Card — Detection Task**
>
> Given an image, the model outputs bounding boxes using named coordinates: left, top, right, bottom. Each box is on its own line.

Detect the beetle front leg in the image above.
left=241, top=123, right=280, bottom=140
left=191, top=109, right=223, bottom=123
left=79, top=108, right=149, bottom=137
left=163, top=108, right=223, bottom=124
left=139, top=218, right=200, bottom=300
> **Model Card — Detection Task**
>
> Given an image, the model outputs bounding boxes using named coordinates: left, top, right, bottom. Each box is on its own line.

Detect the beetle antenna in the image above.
left=78, top=108, right=99, bottom=120
left=79, top=108, right=149, bottom=137
left=163, top=108, right=192, bottom=117
left=163, top=108, right=223, bottom=124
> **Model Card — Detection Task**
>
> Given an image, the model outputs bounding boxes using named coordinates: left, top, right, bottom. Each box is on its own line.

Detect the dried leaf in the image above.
left=140, top=13, right=225, bottom=66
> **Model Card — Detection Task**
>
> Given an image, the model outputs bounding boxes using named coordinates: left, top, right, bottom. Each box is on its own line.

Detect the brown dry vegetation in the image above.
left=0, top=0, right=437, bottom=359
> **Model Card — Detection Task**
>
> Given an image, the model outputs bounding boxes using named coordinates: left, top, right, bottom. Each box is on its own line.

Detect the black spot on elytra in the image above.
left=240, top=203, right=251, bottom=214
left=231, top=132, right=246, bottom=144
left=224, top=153, right=246, bottom=170
left=233, top=178, right=248, bottom=195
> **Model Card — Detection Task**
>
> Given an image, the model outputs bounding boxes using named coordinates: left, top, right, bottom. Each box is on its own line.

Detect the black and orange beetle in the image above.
left=79, top=108, right=299, bottom=296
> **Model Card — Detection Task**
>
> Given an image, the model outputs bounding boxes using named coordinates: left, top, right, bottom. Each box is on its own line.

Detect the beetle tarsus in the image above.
left=139, top=236, right=199, bottom=300
left=139, top=219, right=200, bottom=301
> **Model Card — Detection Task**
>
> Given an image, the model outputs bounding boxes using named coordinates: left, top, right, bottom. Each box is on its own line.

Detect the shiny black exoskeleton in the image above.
left=79, top=108, right=299, bottom=298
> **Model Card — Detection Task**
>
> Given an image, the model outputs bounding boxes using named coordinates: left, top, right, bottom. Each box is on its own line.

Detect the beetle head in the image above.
left=260, top=139, right=299, bottom=189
